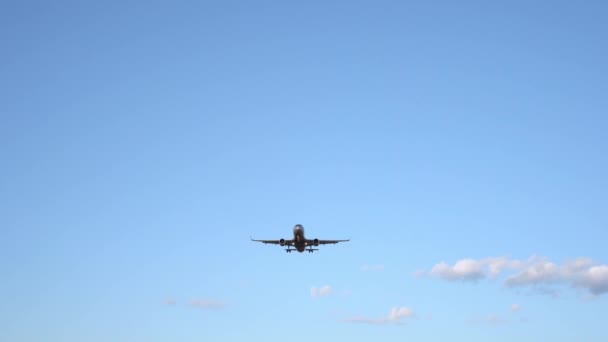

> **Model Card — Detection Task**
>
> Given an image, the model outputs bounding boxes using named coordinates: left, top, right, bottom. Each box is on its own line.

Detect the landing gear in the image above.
left=285, top=247, right=292, bottom=253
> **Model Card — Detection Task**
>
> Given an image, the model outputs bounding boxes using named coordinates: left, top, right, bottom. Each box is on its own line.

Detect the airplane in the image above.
left=251, top=224, right=349, bottom=253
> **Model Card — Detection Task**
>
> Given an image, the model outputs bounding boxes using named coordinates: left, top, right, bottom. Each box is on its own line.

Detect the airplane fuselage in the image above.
left=293, top=224, right=306, bottom=252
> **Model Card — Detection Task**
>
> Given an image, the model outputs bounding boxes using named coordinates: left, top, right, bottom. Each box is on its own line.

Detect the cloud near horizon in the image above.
left=311, top=285, right=332, bottom=298
left=424, top=256, right=608, bottom=296
left=344, top=307, right=415, bottom=325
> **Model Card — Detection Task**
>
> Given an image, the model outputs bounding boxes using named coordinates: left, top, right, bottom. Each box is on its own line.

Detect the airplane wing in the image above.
left=250, top=238, right=294, bottom=245
left=308, top=239, right=350, bottom=245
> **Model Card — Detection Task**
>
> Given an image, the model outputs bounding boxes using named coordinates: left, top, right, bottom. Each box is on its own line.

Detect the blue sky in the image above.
left=1, top=1, right=607, bottom=341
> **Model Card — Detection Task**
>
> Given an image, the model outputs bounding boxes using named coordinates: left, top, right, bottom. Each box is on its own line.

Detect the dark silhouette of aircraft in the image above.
left=251, top=224, right=349, bottom=253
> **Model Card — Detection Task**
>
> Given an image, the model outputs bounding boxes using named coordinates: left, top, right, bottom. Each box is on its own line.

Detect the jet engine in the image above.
left=279, top=238, right=286, bottom=246
left=313, top=238, right=319, bottom=246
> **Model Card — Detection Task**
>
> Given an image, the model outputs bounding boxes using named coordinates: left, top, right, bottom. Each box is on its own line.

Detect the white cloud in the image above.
left=563, top=258, right=595, bottom=275
left=388, top=307, right=414, bottom=320
left=505, top=257, right=608, bottom=296
left=344, top=306, right=415, bottom=325
left=510, top=304, right=520, bottom=313
left=425, top=256, right=608, bottom=296
left=165, top=298, right=177, bottom=305
left=429, top=257, right=523, bottom=282
left=485, top=257, right=524, bottom=278
left=189, top=299, right=225, bottom=309
left=361, top=264, right=385, bottom=272
left=504, top=256, right=562, bottom=287
left=578, top=265, right=608, bottom=295
left=430, top=259, right=486, bottom=281
left=311, top=285, right=332, bottom=298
